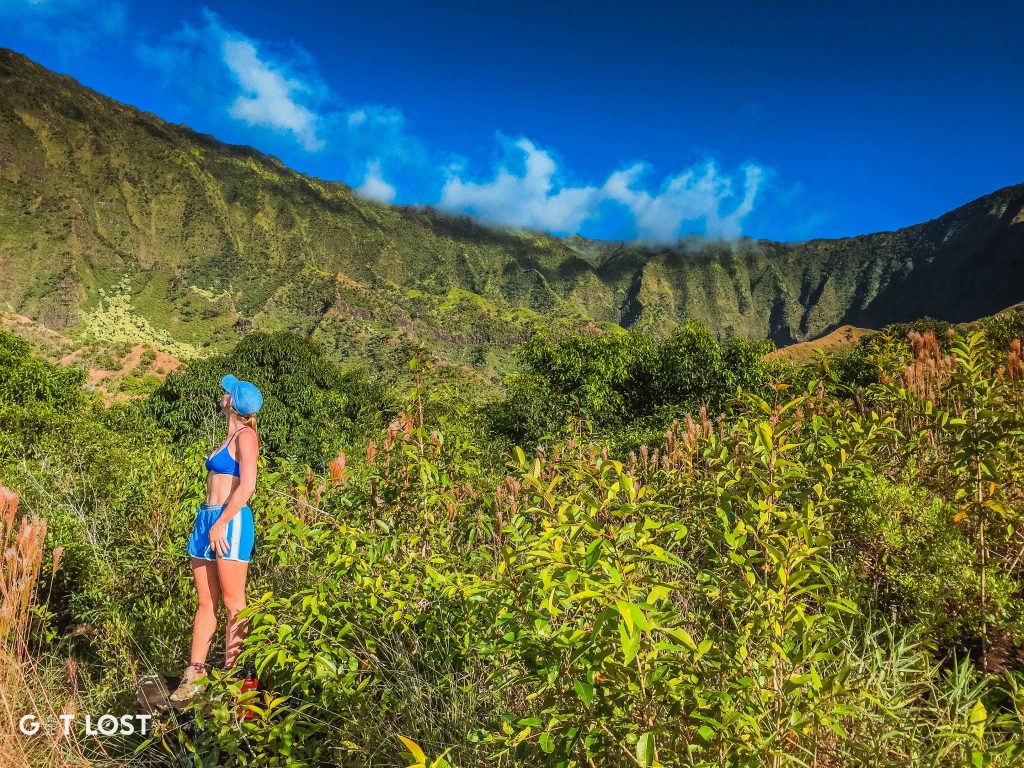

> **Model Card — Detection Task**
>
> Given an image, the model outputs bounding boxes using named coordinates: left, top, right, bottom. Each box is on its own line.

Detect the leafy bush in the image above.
left=487, top=321, right=773, bottom=447
left=150, top=331, right=391, bottom=468
left=0, top=330, right=85, bottom=410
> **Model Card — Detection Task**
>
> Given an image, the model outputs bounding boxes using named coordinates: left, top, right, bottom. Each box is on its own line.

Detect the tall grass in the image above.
left=0, top=485, right=91, bottom=768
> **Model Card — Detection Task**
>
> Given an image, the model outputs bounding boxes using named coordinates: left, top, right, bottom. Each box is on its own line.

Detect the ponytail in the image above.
left=231, top=407, right=260, bottom=447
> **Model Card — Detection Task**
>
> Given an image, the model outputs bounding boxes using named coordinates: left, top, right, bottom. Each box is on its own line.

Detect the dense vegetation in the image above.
left=3, top=309, right=1024, bottom=767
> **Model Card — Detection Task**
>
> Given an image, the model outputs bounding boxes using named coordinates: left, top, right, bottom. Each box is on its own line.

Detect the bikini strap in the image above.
left=227, top=425, right=256, bottom=450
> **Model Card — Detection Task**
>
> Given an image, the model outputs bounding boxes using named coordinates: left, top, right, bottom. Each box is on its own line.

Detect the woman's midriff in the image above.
left=204, top=471, right=240, bottom=507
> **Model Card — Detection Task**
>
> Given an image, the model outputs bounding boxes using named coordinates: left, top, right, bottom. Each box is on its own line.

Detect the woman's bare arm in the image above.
left=227, top=428, right=259, bottom=510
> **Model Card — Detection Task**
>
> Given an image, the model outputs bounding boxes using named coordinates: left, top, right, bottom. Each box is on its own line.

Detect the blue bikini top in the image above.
left=204, top=428, right=250, bottom=477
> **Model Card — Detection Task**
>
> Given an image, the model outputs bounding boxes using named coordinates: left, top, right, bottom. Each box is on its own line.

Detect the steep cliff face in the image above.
left=574, top=186, right=1024, bottom=344
left=1, top=47, right=1022, bottom=366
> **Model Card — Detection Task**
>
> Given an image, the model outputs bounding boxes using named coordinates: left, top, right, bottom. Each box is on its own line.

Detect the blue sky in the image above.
left=2, top=0, right=1022, bottom=243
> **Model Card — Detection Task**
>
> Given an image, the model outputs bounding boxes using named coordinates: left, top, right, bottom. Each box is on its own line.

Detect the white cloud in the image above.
left=222, top=38, right=324, bottom=151
left=355, top=159, right=397, bottom=203
left=439, top=137, right=603, bottom=234
left=136, top=10, right=439, bottom=185
left=439, top=137, right=765, bottom=241
left=344, top=105, right=403, bottom=129
left=603, top=160, right=765, bottom=241
left=136, top=10, right=326, bottom=152
left=135, top=11, right=444, bottom=202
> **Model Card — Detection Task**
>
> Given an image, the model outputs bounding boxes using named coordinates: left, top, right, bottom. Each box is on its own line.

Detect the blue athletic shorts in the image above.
left=187, top=502, right=254, bottom=562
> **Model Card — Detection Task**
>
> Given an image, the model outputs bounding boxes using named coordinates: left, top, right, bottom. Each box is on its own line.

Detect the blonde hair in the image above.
left=230, top=406, right=260, bottom=446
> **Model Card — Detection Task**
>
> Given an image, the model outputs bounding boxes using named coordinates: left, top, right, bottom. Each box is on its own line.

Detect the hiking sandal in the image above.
left=168, top=662, right=210, bottom=711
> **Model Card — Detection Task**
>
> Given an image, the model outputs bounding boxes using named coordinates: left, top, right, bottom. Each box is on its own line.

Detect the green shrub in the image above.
left=0, top=330, right=86, bottom=410
left=487, top=321, right=772, bottom=447
left=150, top=331, right=391, bottom=468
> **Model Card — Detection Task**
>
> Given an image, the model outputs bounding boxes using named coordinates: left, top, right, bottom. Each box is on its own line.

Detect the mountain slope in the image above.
left=1, top=47, right=1022, bottom=378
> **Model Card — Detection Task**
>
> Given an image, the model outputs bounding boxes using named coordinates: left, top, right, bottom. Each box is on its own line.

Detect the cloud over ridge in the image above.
left=439, top=137, right=604, bottom=234
left=439, top=136, right=766, bottom=242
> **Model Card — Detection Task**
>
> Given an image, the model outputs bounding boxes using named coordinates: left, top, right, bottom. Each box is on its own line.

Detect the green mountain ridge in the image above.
left=1, top=46, right=1023, bottom=379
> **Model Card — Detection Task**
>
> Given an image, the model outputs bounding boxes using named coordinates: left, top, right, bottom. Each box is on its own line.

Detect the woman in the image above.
left=169, top=374, right=263, bottom=710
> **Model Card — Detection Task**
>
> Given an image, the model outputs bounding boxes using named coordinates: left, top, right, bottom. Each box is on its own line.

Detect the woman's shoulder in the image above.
left=237, top=425, right=260, bottom=449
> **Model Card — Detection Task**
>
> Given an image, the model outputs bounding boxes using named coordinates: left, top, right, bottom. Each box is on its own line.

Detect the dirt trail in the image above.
left=3, top=313, right=182, bottom=403
left=84, top=343, right=182, bottom=402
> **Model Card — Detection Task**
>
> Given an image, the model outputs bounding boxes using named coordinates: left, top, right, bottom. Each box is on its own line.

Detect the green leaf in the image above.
left=615, top=600, right=635, bottom=634
left=629, top=602, right=652, bottom=632
left=425, top=565, right=448, bottom=584
left=695, top=638, right=713, bottom=660
left=636, top=732, right=654, bottom=767
left=665, top=627, right=698, bottom=652
left=574, top=680, right=595, bottom=706
left=539, top=732, right=555, bottom=753
left=620, top=622, right=641, bottom=665
left=565, top=590, right=603, bottom=601
left=970, top=698, right=986, bottom=742
left=647, top=585, right=671, bottom=603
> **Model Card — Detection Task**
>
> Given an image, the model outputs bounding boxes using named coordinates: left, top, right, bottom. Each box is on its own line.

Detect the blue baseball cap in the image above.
left=220, top=374, right=263, bottom=415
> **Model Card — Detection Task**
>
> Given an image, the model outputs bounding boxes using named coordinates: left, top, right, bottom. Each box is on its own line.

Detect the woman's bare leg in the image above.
left=216, top=558, right=249, bottom=668
left=189, top=557, right=221, bottom=666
